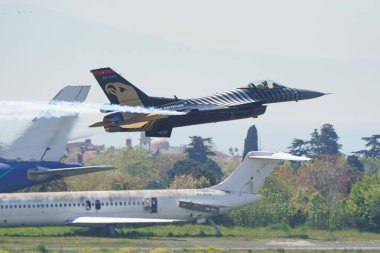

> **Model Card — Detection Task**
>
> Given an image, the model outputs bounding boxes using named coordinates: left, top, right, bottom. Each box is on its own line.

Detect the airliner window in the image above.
left=85, top=200, right=91, bottom=210
left=95, top=200, right=101, bottom=210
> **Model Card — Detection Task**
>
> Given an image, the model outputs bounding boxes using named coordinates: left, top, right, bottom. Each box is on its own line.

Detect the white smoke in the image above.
left=0, top=100, right=185, bottom=120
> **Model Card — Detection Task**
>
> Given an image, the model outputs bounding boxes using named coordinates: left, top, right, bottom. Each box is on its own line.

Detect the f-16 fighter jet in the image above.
left=91, top=68, right=325, bottom=137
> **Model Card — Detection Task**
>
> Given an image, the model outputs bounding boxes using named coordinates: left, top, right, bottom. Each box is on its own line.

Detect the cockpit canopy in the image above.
left=237, top=80, right=285, bottom=89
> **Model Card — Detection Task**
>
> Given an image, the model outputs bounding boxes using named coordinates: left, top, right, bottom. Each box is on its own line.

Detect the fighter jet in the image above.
left=91, top=68, right=325, bottom=137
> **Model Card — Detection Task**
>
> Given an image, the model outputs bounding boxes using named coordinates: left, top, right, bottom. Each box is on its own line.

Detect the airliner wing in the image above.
left=3, top=86, right=91, bottom=161
left=27, top=165, right=115, bottom=181
left=69, top=217, right=184, bottom=225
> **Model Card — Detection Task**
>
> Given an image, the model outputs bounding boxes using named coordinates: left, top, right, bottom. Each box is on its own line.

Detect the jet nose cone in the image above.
left=297, top=89, right=326, bottom=100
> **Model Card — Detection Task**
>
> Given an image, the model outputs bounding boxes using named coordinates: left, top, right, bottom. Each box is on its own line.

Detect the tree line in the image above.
left=23, top=124, right=379, bottom=232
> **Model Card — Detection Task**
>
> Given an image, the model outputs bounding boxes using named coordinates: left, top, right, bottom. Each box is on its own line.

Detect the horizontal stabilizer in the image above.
left=27, top=165, right=115, bottom=181
left=249, top=151, right=310, bottom=161
left=70, top=216, right=184, bottom=225
left=89, top=122, right=104, bottom=128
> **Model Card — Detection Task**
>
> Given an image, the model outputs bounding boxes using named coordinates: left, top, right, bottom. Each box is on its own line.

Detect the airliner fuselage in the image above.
left=0, top=151, right=309, bottom=232
left=0, top=189, right=258, bottom=227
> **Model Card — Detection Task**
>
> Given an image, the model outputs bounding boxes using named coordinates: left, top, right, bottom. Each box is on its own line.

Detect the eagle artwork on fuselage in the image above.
left=90, top=68, right=326, bottom=137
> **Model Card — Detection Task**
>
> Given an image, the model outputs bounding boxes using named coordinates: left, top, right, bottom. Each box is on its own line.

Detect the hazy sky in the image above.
left=1, top=0, right=380, bottom=154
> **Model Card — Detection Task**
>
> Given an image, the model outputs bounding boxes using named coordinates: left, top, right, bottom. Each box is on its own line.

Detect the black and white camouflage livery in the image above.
left=91, top=68, right=325, bottom=137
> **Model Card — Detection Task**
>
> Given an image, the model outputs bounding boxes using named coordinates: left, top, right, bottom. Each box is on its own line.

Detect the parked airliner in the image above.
left=0, top=86, right=114, bottom=192
left=0, top=151, right=308, bottom=235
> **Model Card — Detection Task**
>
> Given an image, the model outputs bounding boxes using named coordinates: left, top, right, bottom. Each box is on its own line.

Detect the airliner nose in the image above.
left=297, top=89, right=326, bottom=100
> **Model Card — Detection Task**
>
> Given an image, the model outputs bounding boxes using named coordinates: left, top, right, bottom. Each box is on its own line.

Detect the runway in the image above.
left=4, top=239, right=376, bottom=252
left=124, top=239, right=380, bottom=250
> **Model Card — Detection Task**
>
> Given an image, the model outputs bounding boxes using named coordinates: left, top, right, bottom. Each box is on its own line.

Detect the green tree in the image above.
left=167, top=159, right=216, bottom=185
left=168, top=136, right=223, bottom=185
left=169, top=174, right=210, bottom=189
left=288, top=138, right=310, bottom=157
left=309, top=129, right=321, bottom=156
left=227, top=169, right=293, bottom=227
left=354, top=135, right=380, bottom=158
left=289, top=124, right=341, bottom=158
left=346, top=155, right=364, bottom=172
left=243, top=125, right=258, bottom=159
left=90, top=147, right=159, bottom=188
left=361, top=157, right=380, bottom=176
left=346, top=172, right=380, bottom=231
left=185, top=136, right=215, bottom=162
left=310, top=124, right=341, bottom=155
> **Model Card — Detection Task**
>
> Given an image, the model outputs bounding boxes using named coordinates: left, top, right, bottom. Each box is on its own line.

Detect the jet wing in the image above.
left=69, top=217, right=185, bottom=225
left=27, top=165, right=115, bottom=181
left=90, top=112, right=168, bottom=129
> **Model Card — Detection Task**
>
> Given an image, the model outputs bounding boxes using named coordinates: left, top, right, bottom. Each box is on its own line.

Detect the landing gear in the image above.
left=107, top=224, right=116, bottom=237
left=98, top=224, right=116, bottom=237
left=208, top=218, right=222, bottom=236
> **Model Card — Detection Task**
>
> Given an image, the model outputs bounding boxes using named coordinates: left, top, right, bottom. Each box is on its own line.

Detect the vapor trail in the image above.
left=0, top=101, right=184, bottom=120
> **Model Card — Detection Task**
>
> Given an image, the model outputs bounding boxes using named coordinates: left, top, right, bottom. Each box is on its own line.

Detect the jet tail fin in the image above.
left=91, top=68, right=149, bottom=106
left=212, top=151, right=309, bottom=194
left=3, top=86, right=90, bottom=161
left=91, top=67, right=178, bottom=107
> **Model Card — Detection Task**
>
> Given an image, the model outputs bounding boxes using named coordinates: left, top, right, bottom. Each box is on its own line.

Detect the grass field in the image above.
left=0, top=224, right=379, bottom=252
